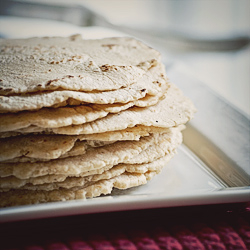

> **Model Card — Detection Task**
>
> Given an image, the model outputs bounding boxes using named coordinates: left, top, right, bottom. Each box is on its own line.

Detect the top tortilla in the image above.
left=0, top=62, right=166, bottom=113
left=0, top=35, right=160, bottom=95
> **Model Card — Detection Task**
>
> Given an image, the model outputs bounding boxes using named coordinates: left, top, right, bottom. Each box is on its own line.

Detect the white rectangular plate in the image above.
left=0, top=16, right=249, bottom=223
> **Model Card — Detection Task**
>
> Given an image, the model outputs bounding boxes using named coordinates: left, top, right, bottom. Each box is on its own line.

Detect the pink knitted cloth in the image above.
left=1, top=202, right=250, bottom=250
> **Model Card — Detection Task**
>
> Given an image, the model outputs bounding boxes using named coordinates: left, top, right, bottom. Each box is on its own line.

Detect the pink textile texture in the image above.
left=1, top=203, right=250, bottom=250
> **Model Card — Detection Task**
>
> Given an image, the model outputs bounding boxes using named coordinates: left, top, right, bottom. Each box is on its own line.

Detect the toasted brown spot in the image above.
left=101, top=44, right=117, bottom=49
left=70, top=35, right=80, bottom=41
left=23, top=151, right=30, bottom=156
left=4, top=88, right=13, bottom=91
left=100, top=64, right=113, bottom=72
left=46, top=80, right=53, bottom=86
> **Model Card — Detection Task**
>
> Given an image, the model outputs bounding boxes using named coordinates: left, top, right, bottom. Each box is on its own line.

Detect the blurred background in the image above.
left=0, top=0, right=249, bottom=116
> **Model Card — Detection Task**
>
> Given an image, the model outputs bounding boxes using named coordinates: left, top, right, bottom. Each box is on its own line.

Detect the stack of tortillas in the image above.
left=0, top=35, right=196, bottom=207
